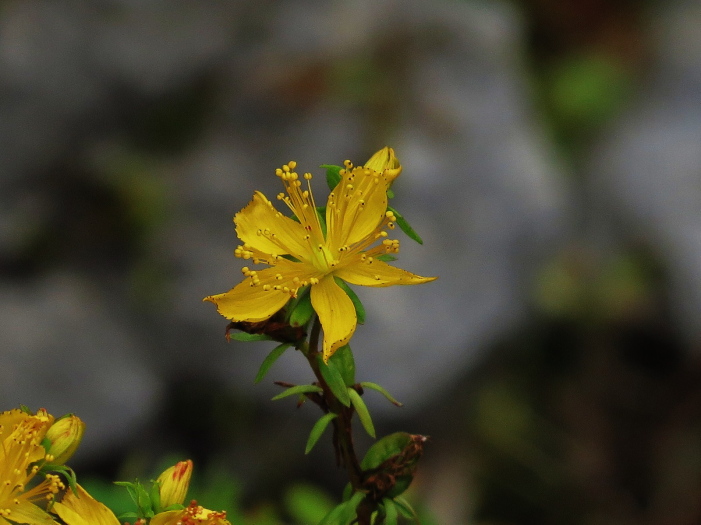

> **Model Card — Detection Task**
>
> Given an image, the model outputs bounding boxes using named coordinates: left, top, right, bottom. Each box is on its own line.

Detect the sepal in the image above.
left=334, top=278, right=365, bottom=324
left=321, top=164, right=343, bottom=190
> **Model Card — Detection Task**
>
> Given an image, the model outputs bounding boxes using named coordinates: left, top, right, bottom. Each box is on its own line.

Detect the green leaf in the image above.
left=383, top=498, right=398, bottom=525
left=375, top=254, right=397, bottom=262
left=393, top=496, right=419, bottom=520
left=318, top=356, right=351, bottom=407
left=388, top=206, right=423, bottom=244
left=328, top=344, right=355, bottom=386
left=229, top=332, right=272, bottom=342
left=360, top=382, right=403, bottom=406
left=321, top=164, right=343, bottom=190
left=348, top=388, right=375, bottom=438
left=271, top=384, right=322, bottom=401
left=255, top=343, right=291, bottom=384
left=387, top=188, right=395, bottom=199
left=334, top=277, right=365, bottom=324
left=318, top=491, right=365, bottom=525
left=360, top=432, right=413, bottom=471
left=305, top=413, right=337, bottom=454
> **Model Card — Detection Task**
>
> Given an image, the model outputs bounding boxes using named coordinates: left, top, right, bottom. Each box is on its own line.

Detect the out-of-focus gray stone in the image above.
left=0, top=0, right=571, bottom=455
left=589, top=0, right=701, bottom=345
left=0, top=272, right=163, bottom=462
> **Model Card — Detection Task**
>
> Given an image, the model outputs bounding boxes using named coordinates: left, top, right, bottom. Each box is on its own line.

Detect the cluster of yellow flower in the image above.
left=0, top=408, right=230, bottom=525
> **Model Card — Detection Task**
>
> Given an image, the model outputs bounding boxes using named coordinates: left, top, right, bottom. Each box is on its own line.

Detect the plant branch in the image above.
left=304, top=316, right=372, bottom=523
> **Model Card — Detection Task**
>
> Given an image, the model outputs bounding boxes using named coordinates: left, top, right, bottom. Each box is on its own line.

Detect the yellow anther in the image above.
left=263, top=285, right=271, bottom=291
left=304, top=172, right=312, bottom=180
left=282, top=164, right=290, bottom=172
left=288, top=161, right=297, bottom=169
left=275, top=274, right=283, bottom=280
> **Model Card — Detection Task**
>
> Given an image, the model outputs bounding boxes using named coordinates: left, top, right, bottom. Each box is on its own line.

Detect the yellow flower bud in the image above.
left=364, top=146, right=402, bottom=182
left=157, top=460, right=193, bottom=508
left=44, top=414, right=85, bottom=465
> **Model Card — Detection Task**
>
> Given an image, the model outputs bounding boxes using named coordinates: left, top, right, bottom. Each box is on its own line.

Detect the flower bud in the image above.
left=44, top=414, right=85, bottom=465
left=157, top=460, right=193, bottom=508
left=364, top=146, right=402, bottom=182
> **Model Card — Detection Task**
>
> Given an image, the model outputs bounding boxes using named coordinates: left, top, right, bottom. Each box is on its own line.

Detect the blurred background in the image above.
left=2, top=0, right=701, bottom=523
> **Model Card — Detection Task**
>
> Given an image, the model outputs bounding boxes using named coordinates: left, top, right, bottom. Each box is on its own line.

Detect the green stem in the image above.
left=304, top=316, right=371, bottom=523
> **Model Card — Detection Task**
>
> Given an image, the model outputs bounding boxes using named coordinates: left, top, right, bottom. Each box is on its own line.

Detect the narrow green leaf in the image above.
left=348, top=388, right=375, bottom=438
left=329, top=343, right=355, bottom=386
left=318, top=356, right=351, bottom=407
left=375, top=254, right=397, bottom=262
left=271, top=384, right=322, bottom=401
left=334, top=277, right=365, bottom=324
left=383, top=498, right=398, bottom=525
left=360, top=381, right=403, bottom=407
left=229, top=332, right=272, bottom=342
left=393, top=496, right=418, bottom=520
left=255, top=343, right=291, bottom=383
left=321, top=164, right=343, bottom=190
left=305, top=413, right=337, bottom=454
left=388, top=206, right=423, bottom=244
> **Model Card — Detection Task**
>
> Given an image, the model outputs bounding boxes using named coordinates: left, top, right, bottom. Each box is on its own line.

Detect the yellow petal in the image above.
left=204, top=262, right=320, bottom=322
left=334, top=258, right=437, bottom=287
left=157, top=460, right=193, bottom=508
left=4, top=502, right=58, bottom=525
left=364, top=146, right=402, bottom=182
left=327, top=167, right=389, bottom=251
left=310, top=276, right=357, bottom=362
left=150, top=510, right=181, bottom=525
left=235, top=191, right=312, bottom=261
left=52, top=485, right=120, bottom=525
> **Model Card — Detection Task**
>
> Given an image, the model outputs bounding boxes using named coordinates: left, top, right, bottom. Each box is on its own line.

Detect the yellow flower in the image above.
left=44, top=414, right=85, bottom=465
left=363, top=146, right=401, bottom=182
left=204, top=148, right=436, bottom=361
left=150, top=501, right=231, bottom=525
left=51, top=484, right=120, bottom=525
left=156, top=460, right=193, bottom=508
left=0, top=408, right=64, bottom=525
